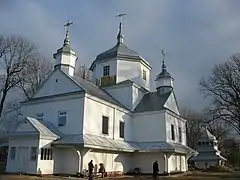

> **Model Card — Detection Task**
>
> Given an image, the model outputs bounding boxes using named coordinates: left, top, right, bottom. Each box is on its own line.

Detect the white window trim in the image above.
left=58, top=110, right=67, bottom=127
left=103, top=65, right=110, bottom=77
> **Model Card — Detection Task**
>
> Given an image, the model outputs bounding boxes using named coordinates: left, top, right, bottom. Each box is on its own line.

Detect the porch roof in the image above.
left=53, top=134, right=197, bottom=155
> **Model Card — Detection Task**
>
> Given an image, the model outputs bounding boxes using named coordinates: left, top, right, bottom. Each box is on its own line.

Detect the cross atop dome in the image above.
left=116, top=13, right=126, bottom=44
left=63, top=20, right=73, bottom=46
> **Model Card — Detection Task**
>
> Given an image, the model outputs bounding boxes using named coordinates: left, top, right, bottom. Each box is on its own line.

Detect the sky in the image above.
left=1, top=0, right=240, bottom=111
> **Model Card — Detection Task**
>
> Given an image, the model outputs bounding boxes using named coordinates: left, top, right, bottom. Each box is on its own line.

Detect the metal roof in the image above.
left=90, top=42, right=150, bottom=70
left=95, top=43, right=140, bottom=61
left=53, top=134, right=135, bottom=152
left=8, top=117, right=61, bottom=138
left=53, top=133, right=196, bottom=154
left=64, top=72, right=127, bottom=109
left=133, top=91, right=171, bottom=113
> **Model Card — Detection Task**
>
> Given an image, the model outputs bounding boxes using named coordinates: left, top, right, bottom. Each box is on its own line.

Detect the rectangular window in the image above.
left=58, top=111, right=67, bottom=126
left=119, top=121, right=124, bottom=138
left=30, top=147, right=37, bottom=161
left=36, top=113, right=44, bottom=121
left=142, top=69, right=147, bottom=81
left=102, top=116, right=109, bottom=135
left=40, top=148, right=53, bottom=160
left=103, top=65, right=110, bottom=76
left=10, top=147, right=16, bottom=160
left=171, top=124, right=175, bottom=140
left=179, top=127, right=182, bottom=143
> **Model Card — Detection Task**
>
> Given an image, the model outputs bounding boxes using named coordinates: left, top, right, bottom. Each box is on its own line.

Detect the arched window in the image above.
left=198, top=142, right=201, bottom=146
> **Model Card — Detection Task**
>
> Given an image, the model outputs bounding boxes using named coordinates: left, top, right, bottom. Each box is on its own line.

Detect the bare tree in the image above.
left=17, top=56, right=53, bottom=99
left=200, top=55, right=240, bottom=135
left=181, top=107, right=203, bottom=149
left=75, top=64, right=92, bottom=82
left=0, top=34, right=39, bottom=117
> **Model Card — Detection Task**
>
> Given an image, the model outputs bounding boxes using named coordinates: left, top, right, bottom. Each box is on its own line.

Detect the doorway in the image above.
left=17, top=147, right=29, bottom=173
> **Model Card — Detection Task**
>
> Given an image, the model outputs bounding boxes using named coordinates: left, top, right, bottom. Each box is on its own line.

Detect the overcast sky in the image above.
left=1, top=0, right=240, bottom=111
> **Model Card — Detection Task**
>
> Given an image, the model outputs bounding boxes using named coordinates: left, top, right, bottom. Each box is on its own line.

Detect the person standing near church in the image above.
left=88, top=160, right=94, bottom=180
left=153, top=160, right=159, bottom=178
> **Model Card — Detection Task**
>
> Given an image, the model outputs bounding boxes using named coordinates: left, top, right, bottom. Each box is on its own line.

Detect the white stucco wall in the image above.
left=165, top=112, right=187, bottom=145
left=53, top=147, right=79, bottom=174
left=117, top=60, right=151, bottom=91
left=168, top=154, right=186, bottom=172
left=132, top=85, right=145, bottom=110
left=104, top=85, right=132, bottom=110
left=104, top=83, right=145, bottom=111
left=34, top=69, right=82, bottom=98
left=37, top=138, right=56, bottom=174
left=83, top=95, right=132, bottom=141
left=92, top=59, right=117, bottom=81
left=164, top=92, right=179, bottom=115
left=6, top=137, right=39, bottom=174
left=22, top=94, right=85, bottom=135
left=132, top=111, right=166, bottom=142
left=83, top=149, right=132, bottom=173
left=133, top=153, right=165, bottom=174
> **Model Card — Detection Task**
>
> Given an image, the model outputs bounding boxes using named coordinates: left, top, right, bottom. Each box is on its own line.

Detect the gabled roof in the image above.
left=9, top=117, right=62, bottom=138
left=62, top=71, right=127, bottom=109
left=25, top=69, right=127, bottom=110
left=133, top=91, right=172, bottom=113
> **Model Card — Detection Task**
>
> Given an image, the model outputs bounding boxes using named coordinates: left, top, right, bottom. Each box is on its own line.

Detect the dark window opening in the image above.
left=120, top=121, right=124, bottom=138
left=171, top=124, right=175, bottom=140
left=102, top=116, right=109, bottom=135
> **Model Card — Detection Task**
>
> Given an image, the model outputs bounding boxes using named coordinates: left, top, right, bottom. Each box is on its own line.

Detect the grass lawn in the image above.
left=0, top=171, right=240, bottom=180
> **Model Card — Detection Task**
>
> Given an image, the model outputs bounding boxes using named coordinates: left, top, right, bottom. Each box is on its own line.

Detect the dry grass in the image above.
left=1, top=171, right=240, bottom=180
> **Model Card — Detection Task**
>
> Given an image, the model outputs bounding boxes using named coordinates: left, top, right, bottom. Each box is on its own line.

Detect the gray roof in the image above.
left=8, top=117, right=62, bottom=138
left=64, top=72, right=126, bottom=109
left=53, top=133, right=196, bottom=154
left=90, top=42, right=150, bottom=70
left=53, top=134, right=135, bottom=152
left=133, top=91, right=171, bottom=113
left=95, top=43, right=140, bottom=62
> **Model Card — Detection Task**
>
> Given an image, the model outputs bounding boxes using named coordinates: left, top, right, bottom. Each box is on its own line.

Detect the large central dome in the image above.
left=90, top=22, right=150, bottom=70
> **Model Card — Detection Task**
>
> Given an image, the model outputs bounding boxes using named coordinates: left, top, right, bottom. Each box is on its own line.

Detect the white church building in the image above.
left=5, top=21, right=196, bottom=175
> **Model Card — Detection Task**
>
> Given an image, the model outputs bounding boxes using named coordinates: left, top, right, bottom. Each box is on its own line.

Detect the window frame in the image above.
left=171, top=124, right=175, bottom=140
left=103, top=65, right=110, bottom=76
left=10, top=147, right=16, bottom=160
left=119, top=121, right=125, bottom=138
left=30, top=147, right=38, bottom=161
left=40, top=148, right=53, bottom=160
left=142, top=69, right=147, bottom=81
left=178, top=126, right=182, bottom=143
left=102, top=116, right=109, bottom=135
left=58, top=111, right=67, bottom=127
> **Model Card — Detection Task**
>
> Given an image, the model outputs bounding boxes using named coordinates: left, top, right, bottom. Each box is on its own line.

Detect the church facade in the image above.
left=5, top=21, right=196, bottom=175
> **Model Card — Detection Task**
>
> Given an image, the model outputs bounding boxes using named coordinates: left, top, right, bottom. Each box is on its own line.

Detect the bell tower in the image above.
left=155, top=49, right=174, bottom=94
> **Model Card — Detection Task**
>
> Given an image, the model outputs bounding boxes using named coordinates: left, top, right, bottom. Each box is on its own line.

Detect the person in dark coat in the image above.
left=153, top=160, right=159, bottom=178
left=88, top=160, right=94, bottom=179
